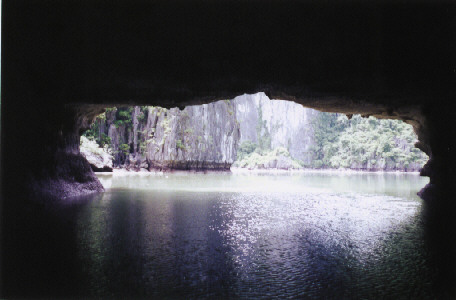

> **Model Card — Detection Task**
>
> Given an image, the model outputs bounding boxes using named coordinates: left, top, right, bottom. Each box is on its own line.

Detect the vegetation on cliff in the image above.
left=82, top=101, right=239, bottom=171
left=233, top=143, right=302, bottom=169
left=232, top=102, right=303, bottom=169
left=309, top=113, right=428, bottom=171
left=80, top=95, right=428, bottom=172
left=82, top=106, right=149, bottom=167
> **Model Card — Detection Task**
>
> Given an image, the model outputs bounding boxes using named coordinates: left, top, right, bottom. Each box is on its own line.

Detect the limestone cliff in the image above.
left=144, top=101, right=239, bottom=170
left=83, top=93, right=426, bottom=172
left=233, top=93, right=427, bottom=171
left=234, top=93, right=318, bottom=165
left=86, top=100, right=240, bottom=171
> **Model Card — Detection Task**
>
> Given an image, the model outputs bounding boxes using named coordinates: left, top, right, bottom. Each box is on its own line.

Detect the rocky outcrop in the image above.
left=87, top=100, right=240, bottom=171
left=144, top=101, right=240, bottom=170
left=347, top=160, right=423, bottom=172
left=233, top=94, right=426, bottom=172
left=4, top=104, right=107, bottom=201
left=234, top=147, right=302, bottom=170
left=234, top=93, right=318, bottom=165
left=85, top=94, right=426, bottom=172
left=79, top=136, right=113, bottom=172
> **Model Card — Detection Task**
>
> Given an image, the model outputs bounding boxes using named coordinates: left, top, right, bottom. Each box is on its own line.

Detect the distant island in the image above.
left=81, top=93, right=428, bottom=173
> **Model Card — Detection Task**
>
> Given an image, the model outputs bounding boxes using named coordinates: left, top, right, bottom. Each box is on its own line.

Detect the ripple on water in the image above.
left=210, top=191, right=428, bottom=298
left=75, top=179, right=434, bottom=298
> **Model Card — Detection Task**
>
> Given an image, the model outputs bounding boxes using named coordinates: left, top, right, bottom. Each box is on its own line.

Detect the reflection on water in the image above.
left=97, top=171, right=426, bottom=197
left=6, top=172, right=456, bottom=298
left=74, top=172, right=433, bottom=298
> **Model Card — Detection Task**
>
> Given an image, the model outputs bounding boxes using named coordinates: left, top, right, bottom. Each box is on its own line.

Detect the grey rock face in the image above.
left=103, top=108, right=149, bottom=169
left=89, top=93, right=424, bottom=172
left=80, top=137, right=113, bottom=172
left=234, top=93, right=318, bottom=165
left=94, top=100, right=240, bottom=171
left=262, top=156, right=299, bottom=170
left=80, top=150, right=113, bottom=172
left=144, top=100, right=240, bottom=170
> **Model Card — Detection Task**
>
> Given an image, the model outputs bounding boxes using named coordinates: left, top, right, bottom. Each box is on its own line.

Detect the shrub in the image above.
left=176, top=139, right=185, bottom=150
left=114, top=120, right=124, bottom=128
left=119, top=143, right=130, bottom=155
left=237, top=140, right=257, bottom=160
left=310, top=113, right=428, bottom=170
left=118, top=110, right=131, bottom=119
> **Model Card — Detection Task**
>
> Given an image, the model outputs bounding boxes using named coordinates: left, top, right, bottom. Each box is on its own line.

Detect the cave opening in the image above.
left=79, top=92, right=429, bottom=177
left=2, top=0, right=456, bottom=298
left=4, top=92, right=450, bottom=299
left=25, top=93, right=435, bottom=299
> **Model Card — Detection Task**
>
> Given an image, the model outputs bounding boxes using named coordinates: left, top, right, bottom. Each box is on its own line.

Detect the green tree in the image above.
left=311, top=113, right=428, bottom=170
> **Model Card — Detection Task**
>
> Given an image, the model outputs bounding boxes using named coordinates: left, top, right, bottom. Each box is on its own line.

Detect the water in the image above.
left=5, top=172, right=456, bottom=298
left=89, top=172, right=431, bottom=298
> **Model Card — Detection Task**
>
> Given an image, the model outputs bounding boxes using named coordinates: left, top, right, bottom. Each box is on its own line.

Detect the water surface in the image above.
left=75, top=172, right=433, bottom=298
left=7, top=172, right=451, bottom=298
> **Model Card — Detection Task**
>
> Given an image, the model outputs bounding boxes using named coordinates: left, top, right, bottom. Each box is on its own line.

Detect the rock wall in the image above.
left=79, top=136, right=113, bottom=172
left=234, top=93, right=318, bottom=165
left=86, top=94, right=425, bottom=172
left=90, top=100, right=240, bottom=171
left=145, top=101, right=239, bottom=170
left=91, top=94, right=315, bottom=171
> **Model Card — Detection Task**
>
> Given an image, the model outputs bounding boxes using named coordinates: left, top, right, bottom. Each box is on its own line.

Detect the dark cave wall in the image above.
left=419, top=105, right=456, bottom=187
left=2, top=102, right=106, bottom=200
left=2, top=0, right=455, bottom=200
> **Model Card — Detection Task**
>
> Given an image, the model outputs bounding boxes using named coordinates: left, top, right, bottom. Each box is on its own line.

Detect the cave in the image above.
left=3, top=0, right=455, bottom=201
left=2, top=0, right=456, bottom=297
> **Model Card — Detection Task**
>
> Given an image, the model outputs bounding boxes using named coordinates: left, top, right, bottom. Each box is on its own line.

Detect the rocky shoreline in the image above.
left=231, top=167, right=421, bottom=174
left=82, top=136, right=423, bottom=175
left=93, top=166, right=422, bottom=175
